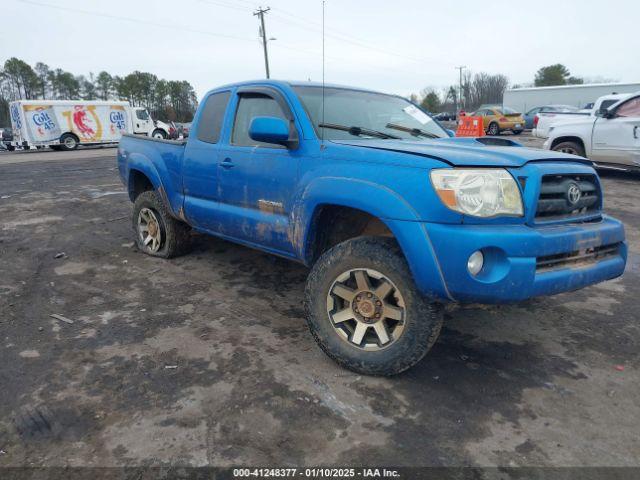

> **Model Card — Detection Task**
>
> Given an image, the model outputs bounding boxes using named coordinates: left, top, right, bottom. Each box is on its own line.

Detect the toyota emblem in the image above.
left=567, top=183, right=582, bottom=205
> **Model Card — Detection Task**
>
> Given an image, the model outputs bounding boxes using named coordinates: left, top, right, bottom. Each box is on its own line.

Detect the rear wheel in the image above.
left=552, top=141, right=585, bottom=157
left=487, top=122, right=500, bottom=136
left=59, top=133, right=78, bottom=151
left=304, top=236, right=444, bottom=376
left=132, top=190, right=191, bottom=258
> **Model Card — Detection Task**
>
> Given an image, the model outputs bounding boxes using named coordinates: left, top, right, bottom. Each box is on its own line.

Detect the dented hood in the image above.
left=332, top=137, right=591, bottom=168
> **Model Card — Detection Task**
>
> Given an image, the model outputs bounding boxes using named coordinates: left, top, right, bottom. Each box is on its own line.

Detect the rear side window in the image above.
left=197, top=91, right=231, bottom=143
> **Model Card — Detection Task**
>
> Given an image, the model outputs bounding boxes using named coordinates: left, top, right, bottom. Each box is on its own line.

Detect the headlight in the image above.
left=430, top=168, right=523, bottom=217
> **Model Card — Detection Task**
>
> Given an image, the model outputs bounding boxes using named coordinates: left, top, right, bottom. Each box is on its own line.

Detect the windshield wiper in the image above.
left=318, top=123, right=400, bottom=140
left=385, top=123, right=440, bottom=139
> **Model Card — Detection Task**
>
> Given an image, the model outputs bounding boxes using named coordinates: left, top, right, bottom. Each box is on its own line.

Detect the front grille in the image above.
left=536, top=243, right=621, bottom=272
left=535, top=174, right=601, bottom=221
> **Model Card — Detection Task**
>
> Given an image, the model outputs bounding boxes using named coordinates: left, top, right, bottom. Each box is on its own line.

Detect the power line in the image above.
left=19, top=0, right=256, bottom=43
left=254, top=7, right=272, bottom=79
left=268, top=6, right=457, bottom=67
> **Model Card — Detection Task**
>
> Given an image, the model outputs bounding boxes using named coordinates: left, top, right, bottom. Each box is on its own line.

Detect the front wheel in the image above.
left=151, top=129, right=167, bottom=140
left=304, top=236, right=444, bottom=376
left=132, top=190, right=191, bottom=258
left=552, top=141, right=585, bottom=157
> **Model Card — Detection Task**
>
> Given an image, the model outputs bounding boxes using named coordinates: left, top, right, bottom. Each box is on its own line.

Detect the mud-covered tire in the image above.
left=132, top=190, right=191, bottom=258
left=552, top=140, right=586, bottom=157
left=304, top=236, right=444, bottom=376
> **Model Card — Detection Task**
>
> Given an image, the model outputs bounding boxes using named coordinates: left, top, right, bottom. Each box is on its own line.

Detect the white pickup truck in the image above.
left=533, top=94, right=630, bottom=139
left=542, top=92, right=640, bottom=170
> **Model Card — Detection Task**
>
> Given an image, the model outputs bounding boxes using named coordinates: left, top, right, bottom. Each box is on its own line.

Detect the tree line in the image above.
left=0, top=57, right=198, bottom=127
left=411, top=64, right=601, bottom=114
left=410, top=70, right=510, bottom=114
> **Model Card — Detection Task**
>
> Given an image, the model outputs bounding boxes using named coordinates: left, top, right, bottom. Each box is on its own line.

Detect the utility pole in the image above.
left=254, top=7, right=271, bottom=79
left=455, top=66, right=466, bottom=112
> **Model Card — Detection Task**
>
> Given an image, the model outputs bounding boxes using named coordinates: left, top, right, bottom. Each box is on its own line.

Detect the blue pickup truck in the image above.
left=117, top=80, right=627, bottom=375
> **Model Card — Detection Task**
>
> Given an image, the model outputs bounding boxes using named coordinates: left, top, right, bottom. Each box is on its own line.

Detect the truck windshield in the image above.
left=292, top=86, right=448, bottom=140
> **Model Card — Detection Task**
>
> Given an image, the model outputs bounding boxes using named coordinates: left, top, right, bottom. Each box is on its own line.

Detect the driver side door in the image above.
left=591, top=96, right=640, bottom=167
left=215, top=87, right=301, bottom=256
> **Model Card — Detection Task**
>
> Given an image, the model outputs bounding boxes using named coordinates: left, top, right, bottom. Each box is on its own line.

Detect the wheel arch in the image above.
left=550, top=135, right=587, bottom=153
left=291, top=177, right=451, bottom=301
left=293, top=177, right=421, bottom=264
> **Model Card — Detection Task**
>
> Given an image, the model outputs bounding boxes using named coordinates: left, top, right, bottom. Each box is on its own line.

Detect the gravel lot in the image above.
left=1, top=137, right=639, bottom=468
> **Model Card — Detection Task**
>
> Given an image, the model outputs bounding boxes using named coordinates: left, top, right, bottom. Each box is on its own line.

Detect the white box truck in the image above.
left=8, top=100, right=160, bottom=151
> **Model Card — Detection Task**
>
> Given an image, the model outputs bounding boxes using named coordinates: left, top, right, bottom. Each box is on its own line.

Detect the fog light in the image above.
left=467, top=250, right=484, bottom=276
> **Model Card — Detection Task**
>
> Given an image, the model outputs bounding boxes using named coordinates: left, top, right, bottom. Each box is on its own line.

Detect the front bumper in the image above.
left=421, top=216, right=626, bottom=303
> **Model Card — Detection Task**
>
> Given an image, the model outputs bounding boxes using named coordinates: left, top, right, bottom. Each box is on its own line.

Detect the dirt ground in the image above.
left=0, top=140, right=639, bottom=468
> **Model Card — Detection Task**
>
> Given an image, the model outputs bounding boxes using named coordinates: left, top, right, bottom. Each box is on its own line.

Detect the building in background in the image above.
left=503, top=83, right=640, bottom=113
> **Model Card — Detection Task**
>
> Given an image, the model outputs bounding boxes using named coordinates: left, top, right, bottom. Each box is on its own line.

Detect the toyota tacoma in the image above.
left=117, top=80, right=627, bottom=375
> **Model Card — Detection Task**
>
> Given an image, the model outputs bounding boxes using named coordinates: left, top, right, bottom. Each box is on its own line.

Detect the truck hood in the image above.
left=332, top=137, right=591, bottom=168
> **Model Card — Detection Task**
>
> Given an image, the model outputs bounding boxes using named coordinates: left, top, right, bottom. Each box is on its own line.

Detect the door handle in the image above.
left=220, top=157, right=235, bottom=169
left=634, top=126, right=638, bottom=139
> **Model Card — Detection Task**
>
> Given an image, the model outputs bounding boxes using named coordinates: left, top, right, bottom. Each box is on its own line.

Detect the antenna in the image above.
left=321, top=0, right=326, bottom=146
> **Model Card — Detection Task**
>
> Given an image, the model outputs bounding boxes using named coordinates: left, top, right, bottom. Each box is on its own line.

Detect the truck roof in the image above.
left=204, top=79, right=386, bottom=97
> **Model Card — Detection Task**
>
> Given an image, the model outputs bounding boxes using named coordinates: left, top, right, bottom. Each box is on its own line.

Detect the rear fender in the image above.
left=126, top=153, right=183, bottom=219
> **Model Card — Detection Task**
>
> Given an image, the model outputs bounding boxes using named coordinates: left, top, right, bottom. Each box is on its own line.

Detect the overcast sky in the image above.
left=2, top=0, right=639, bottom=99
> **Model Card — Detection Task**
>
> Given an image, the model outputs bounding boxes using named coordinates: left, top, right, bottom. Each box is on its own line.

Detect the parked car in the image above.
left=176, top=122, right=192, bottom=138
left=543, top=92, right=640, bottom=171
left=523, top=105, right=579, bottom=130
left=0, top=127, right=14, bottom=150
left=117, top=80, right=626, bottom=376
left=149, top=119, right=176, bottom=140
left=434, top=112, right=456, bottom=121
left=472, top=106, right=525, bottom=135
left=533, top=94, right=631, bottom=138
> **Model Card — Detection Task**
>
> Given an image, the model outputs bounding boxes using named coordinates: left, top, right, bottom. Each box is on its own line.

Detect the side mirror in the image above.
left=446, top=129, right=455, bottom=137
left=249, top=116, right=295, bottom=147
left=596, top=108, right=612, bottom=118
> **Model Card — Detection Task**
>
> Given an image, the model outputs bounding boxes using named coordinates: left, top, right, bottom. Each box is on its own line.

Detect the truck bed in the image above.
left=533, top=111, right=592, bottom=138
left=121, top=133, right=187, bottom=146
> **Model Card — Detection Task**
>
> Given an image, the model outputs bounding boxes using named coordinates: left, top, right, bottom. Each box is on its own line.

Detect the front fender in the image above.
left=292, top=176, right=452, bottom=301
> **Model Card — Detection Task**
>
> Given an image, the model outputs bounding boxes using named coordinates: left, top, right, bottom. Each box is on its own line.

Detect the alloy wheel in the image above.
left=326, top=268, right=406, bottom=351
left=138, top=207, right=163, bottom=252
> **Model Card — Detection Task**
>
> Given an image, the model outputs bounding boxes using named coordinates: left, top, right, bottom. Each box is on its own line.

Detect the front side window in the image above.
left=293, top=86, right=448, bottom=140
left=616, top=97, right=640, bottom=117
left=600, top=99, right=620, bottom=110
left=136, top=109, right=150, bottom=120
left=197, top=91, right=231, bottom=143
left=232, top=93, right=288, bottom=147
